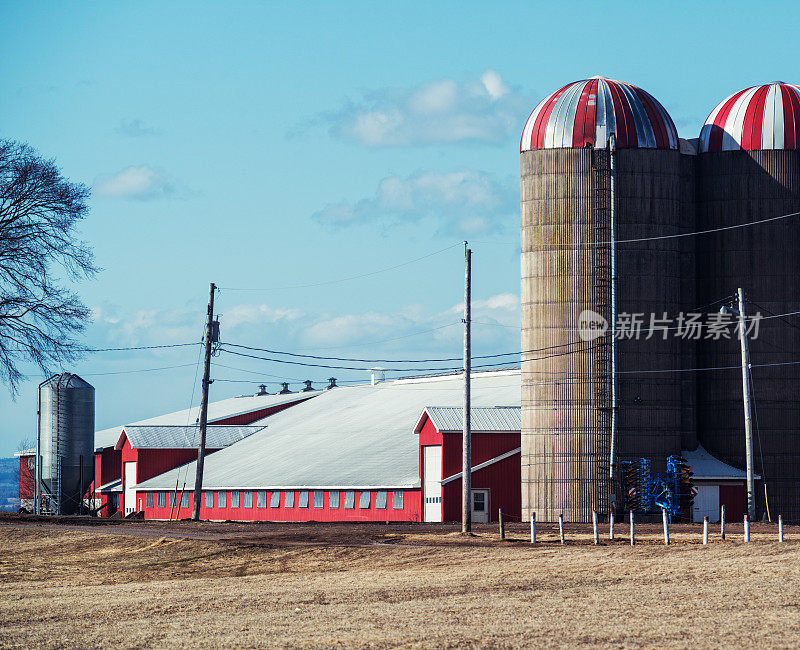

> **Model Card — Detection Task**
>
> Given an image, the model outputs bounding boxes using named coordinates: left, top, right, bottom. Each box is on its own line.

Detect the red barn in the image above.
left=132, top=370, right=522, bottom=522
left=415, top=407, right=520, bottom=523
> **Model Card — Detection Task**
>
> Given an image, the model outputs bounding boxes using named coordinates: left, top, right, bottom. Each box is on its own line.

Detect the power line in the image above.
left=220, top=339, right=584, bottom=364
left=218, top=243, right=462, bottom=291
left=473, top=209, right=800, bottom=249
left=8, top=342, right=200, bottom=353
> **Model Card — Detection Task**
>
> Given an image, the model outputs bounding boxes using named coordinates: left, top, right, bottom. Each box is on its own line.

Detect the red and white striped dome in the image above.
left=699, top=82, right=800, bottom=152
left=520, top=76, right=678, bottom=152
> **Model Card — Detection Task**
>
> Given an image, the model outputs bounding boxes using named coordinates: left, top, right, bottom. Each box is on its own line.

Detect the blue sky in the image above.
left=0, top=1, right=796, bottom=455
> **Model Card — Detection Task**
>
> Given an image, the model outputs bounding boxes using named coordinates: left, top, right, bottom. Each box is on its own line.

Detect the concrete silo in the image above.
left=37, top=373, right=95, bottom=515
left=520, top=76, right=696, bottom=521
left=696, top=82, right=800, bottom=521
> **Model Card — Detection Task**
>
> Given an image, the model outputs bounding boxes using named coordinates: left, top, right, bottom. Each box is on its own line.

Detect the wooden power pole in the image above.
left=462, top=245, right=472, bottom=533
left=192, top=282, right=216, bottom=521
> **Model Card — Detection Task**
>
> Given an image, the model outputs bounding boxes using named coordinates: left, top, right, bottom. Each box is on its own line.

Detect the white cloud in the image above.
left=115, top=119, right=161, bottom=137
left=94, top=165, right=174, bottom=200
left=324, top=70, right=530, bottom=146
left=224, top=304, right=304, bottom=329
left=313, top=169, right=516, bottom=236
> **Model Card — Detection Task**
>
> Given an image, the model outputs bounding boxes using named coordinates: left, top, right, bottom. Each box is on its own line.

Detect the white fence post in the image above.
left=662, top=508, right=670, bottom=546
left=630, top=510, right=635, bottom=546
left=558, top=513, right=565, bottom=545
left=530, top=512, right=536, bottom=544
left=610, top=511, right=615, bottom=541
left=744, top=514, right=751, bottom=542
left=592, top=510, right=599, bottom=545
left=721, top=504, right=726, bottom=540
left=703, top=516, right=709, bottom=545
left=778, top=515, right=784, bottom=543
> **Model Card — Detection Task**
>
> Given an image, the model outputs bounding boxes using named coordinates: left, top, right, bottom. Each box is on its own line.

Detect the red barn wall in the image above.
left=18, top=456, right=34, bottom=501
left=211, top=398, right=314, bottom=425
left=440, top=430, right=520, bottom=523
left=138, top=488, right=421, bottom=522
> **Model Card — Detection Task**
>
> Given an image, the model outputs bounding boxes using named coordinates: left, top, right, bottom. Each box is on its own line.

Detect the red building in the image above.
left=415, top=407, right=521, bottom=523
left=132, top=371, right=523, bottom=522
left=18, top=389, right=319, bottom=514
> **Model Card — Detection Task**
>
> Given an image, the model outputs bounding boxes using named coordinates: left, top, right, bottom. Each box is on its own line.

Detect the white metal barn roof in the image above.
left=682, top=444, right=759, bottom=480
left=117, top=425, right=266, bottom=450
left=419, top=406, right=521, bottom=432
left=135, top=369, right=521, bottom=491
left=94, top=391, right=319, bottom=450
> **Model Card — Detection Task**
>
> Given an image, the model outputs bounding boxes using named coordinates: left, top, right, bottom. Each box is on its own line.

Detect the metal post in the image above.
left=721, top=504, right=726, bottom=540
left=744, top=514, right=751, bottom=542
left=462, top=246, right=472, bottom=534
left=609, top=511, right=615, bottom=540
left=530, top=512, right=536, bottom=544
left=592, top=510, right=599, bottom=545
left=499, top=509, right=505, bottom=540
left=662, top=508, right=670, bottom=545
left=558, top=513, right=565, bottom=545
left=703, top=516, right=709, bottom=545
left=192, top=282, right=216, bottom=521
left=608, top=135, right=619, bottom=499
left=630, top=510, right=635, bottom=546
left=778, top=515, right=784, bottom=543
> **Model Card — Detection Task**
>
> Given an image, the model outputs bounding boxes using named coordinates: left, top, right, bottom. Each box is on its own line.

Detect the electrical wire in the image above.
left=220, top=339, right=584, bottom=364
left=472, top=209, right=800, bottom=248
left=218, top=243, right=462, bottom=291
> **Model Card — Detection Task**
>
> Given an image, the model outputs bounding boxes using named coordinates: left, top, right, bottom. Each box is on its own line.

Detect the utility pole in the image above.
left=462, top=244, right=472, bottom=533
left=722, top=288, right=755, bottom=520
left=192, top=282, right=216, bottom=521
left=736, top=288, right=755, bottom=520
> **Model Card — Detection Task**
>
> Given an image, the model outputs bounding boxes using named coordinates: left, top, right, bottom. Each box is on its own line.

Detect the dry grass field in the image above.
left=0, top=515, right=798, bottom=648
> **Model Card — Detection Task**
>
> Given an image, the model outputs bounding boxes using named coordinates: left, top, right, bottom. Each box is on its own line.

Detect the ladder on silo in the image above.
left=591, top=148, right=613, bottom=415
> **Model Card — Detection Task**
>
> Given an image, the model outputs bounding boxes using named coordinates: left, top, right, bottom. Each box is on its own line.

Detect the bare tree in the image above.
left=0, top=140, right=97, bottom=394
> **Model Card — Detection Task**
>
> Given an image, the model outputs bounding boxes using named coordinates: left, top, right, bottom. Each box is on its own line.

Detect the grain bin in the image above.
left=696, top=82, right=800, bottom=521
left=36, top=373, right=95, bottom=515
left=520, top=76, right=695, bottom=521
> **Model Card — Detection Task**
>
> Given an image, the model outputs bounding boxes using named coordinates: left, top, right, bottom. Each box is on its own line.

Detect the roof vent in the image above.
left=257, top=384, right=269, bottom=396
left=326, top=377, right=337, bottom=390
left=370, top=367, right=386, bottom=386
left=279, top=382, right=293, bottom=394
left=301, top=380, right=314, bottom=392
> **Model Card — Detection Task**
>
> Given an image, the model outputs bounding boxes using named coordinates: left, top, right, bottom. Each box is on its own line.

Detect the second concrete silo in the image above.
left=696, top=82, right=800, bottom=521
left=520, top=76, right=695, bottom=521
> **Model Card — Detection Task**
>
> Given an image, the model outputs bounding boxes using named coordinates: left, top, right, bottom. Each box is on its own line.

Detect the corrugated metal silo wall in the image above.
left=696, top=150, right=800, bottom=521
left=521, top=148, right=692, bottom=522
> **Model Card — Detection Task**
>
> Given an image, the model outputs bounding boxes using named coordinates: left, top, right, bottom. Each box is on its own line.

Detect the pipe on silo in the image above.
left=609, top=133, right=618, bottom=489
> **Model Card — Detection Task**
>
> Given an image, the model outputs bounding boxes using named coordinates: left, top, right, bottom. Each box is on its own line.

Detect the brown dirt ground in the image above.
left=0, top=514, right=798, bottom=648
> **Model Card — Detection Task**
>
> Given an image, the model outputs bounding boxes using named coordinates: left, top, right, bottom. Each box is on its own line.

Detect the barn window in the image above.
left=146, top=492, right=154, bottom=508
left=257, top=491, right=267, bottom=508
left=243, top=491, right=253, bottom=508
left=218, top=491, right=227, bottom=508
left=231, top=491, right=240, bottom=508
left=392, top=491, right=404, bottom=509
left=205, top=492, right=213, bottom=508
left=181, top=493, right=189, bottom=508
left=157, top=492, right=165, bottom=508
left=344, top=491, right=355, bottom=509
left=169, top=492, right=176, bottom=508
left=111, top=493, right=119, bottom=508
left=138, top=498, right=143, bottom=511
left=298, top=491, right=309, bottom=508
left=285, top=491, right=295, bottom=508
left=329, top=491, right=340, bottom=509
left=376, top=491, right=387, bottom=509
left=270, top=491, right=280, bottom=508
left=314, top=491, right=324, bottom=508
left=359, top=491, right=371, bottom=509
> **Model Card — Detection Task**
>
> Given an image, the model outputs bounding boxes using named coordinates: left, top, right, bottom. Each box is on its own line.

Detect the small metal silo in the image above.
left=36, top=373, right=95, bottom=515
